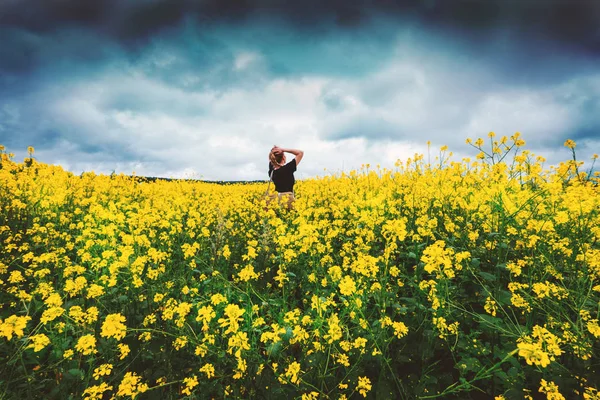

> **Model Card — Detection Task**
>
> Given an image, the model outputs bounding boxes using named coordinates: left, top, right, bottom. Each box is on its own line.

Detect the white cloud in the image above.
left=7, top=27, right=600, bottom=180
left=465, top=90, right=572, bottom=143
left=234, top=51, right=261, bottom=70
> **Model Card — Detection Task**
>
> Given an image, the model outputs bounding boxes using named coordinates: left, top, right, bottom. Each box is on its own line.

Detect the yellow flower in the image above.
left=143, top=314, right=157, bottom=327
left=75, top=334, right=97, bottom=355
left=0, top=315, right=31, bottom=340
left=233, top=357, right=247, bottom=379
left=356, top=376, right=372, bottom=398
left=238, top=265, right=259, bottom=282
left=484, top=297, right=497, bottom=317
left=173, top=336, right=188, bottom=350
left=211, top=293, right=227, bottom=305
left=587, top=320, right=600, bottom=338
left=433, top=317, right=459, bottom=339
left=118, top=343, right=130, bottom=360
left=43, top=292, right=63, bottom=307
left=117, top=372, right=148, bottom=399
left=563, top=139, right=576, bottom=149
left=222, top=244, right=231, bottom=260
left=181, top=375, right=198, bottom=396
left=82, top=383, right=113, bottom=400
left=101, top=313, right=127, bottom=341
left=195, top=344, right=208, bottom=357
left=517, top=341, right=550, bottom=367
left=392, top=321, right=409, bottom=339
left=40, top=307, right=64, bottom=325
left=217, top=304, right=245, bottom=334
left=517, top=325, right=562, bottom=368
left=510, top=294, right=532, bottom=312
left=26, top=334, right=50, bottom=352
left=539, top=379, right=565, bottom=400
left=86, top=284, right=105, bottom=299
left=338, top=275, right=356, bottom=296
left=583, top=387, right=600, bottom=400
left=335, top=353, right=350, bottom=367
left=260, top=323, right=286, bottom=344
left=199, top=363, right=215, bottom=379
left=227, top=331, right=250, bottom=357
left=93, top=364, right=113, bottom=380
left=281, top=361, right=301, bottom=385
left=324, top=314, right=343, bottom=344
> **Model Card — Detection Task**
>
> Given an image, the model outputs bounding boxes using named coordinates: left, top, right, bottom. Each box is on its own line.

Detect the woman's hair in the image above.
left=269, top=150, right=284, bottom=167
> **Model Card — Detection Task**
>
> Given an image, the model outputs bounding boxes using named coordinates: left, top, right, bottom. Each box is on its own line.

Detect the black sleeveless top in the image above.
left=268, top=159, right=297, bottom=193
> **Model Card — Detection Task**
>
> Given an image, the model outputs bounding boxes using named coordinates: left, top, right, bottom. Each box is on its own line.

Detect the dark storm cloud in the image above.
left=2, top=0, right=599, bottom=49
left=1, top=0, right=598, bottom=95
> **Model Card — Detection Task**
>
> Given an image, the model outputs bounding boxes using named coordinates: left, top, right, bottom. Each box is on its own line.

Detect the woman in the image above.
left=267, top=145, right=304, bottom=210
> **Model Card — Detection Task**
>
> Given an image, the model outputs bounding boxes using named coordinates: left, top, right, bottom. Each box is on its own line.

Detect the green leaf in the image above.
left=399, top=297, right=418, bottom=304
left=494, top=371, right=508, bottom=381
left=478, top=271, right=496, bottom=281
left=476, top=313, right=503, bottom=327
left=67, top=369, right=84, bottom=380
left=266, top=341, right=282, bottom=357
left=497, top=290, right=512, bottom=306
left=507, top=366, right=520, bottom=378
left=282, top=326, right=293, bottom=341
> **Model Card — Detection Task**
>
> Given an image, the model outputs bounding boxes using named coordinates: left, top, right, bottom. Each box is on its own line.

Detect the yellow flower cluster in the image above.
left=117, top=372, right=148, bottom=398
left=0, top=137, right=598, bottom=398
left=517, top=325, right=563, bottom=368
left=100, top=313, right=127, bottom=341
left=0, top=315, right=31, bottom=340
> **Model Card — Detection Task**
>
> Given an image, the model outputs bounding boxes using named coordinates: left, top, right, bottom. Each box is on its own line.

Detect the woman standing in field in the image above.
left=267, top=145, right=304, bottom=210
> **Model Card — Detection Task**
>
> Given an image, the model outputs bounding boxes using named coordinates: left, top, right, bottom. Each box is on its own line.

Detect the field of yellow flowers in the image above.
left=0, top=134, right=599, bottom=399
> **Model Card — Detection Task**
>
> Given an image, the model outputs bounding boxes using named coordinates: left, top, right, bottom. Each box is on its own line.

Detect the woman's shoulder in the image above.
left=282, top=159, right=297, bottom=171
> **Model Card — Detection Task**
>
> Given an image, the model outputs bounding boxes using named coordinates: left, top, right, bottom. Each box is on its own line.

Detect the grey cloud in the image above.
left=2, top=0, right=599, bottom=48
left=319, top=87, right=354, bottom=112
left=569, top=125, right=600, bottom=144
left=1, top=0, right=599, bottom=76
left=316, top=46, right=600, bottom=159
left=325, top=115, right=402, bottom=141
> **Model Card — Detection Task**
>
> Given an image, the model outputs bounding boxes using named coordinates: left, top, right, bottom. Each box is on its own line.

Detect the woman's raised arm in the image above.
left=275, top=147, right=304, bottom=165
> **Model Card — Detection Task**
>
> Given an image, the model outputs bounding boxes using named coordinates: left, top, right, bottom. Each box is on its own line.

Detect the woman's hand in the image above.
left=271, top=145, right=283, bottom=155
left=271, top=146, right=303, bottom=165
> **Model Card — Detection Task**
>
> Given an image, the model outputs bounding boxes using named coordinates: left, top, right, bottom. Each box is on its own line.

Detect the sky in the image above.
left=1, top=0, right=599, bottom=181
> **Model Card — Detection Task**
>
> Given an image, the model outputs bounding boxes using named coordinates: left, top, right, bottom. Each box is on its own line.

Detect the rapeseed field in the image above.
left=0, top=134, right=598, bottom=399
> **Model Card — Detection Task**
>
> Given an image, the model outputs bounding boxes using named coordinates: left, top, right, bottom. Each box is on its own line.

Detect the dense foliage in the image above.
left=0, top=135, right=599, bottom=399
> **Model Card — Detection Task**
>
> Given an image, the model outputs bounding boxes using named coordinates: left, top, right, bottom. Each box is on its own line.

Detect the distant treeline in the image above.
left=129, top=175, right=266, bottom=185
